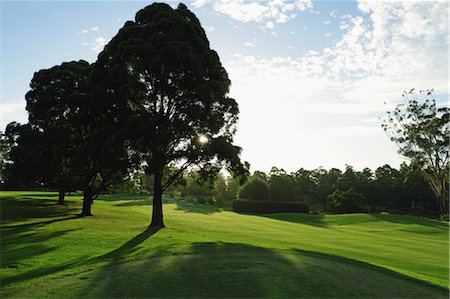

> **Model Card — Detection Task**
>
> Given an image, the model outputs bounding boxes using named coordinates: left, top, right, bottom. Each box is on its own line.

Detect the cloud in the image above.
left=225, top=0, right=448, bottom=156
left=0, top=101, right=27, bottom=130
left=264, top=21, right=274, bottom=29
left=91, top=26, right=99, bottom=32
left=204, top=25, right=215, bottom=32
left=243, top=42, right=255, bottom=47
left=91, top=37, right=108, bottom=52
left=191, top=0, right=207, bottom=9
left=324, top=32, right=332, bottom=38
left=193, top=0, right=312, bottom=26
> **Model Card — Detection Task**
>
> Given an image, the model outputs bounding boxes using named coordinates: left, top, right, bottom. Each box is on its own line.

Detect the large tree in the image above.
left=91, top=3, right=248, bottom=227
left=26, top=60, right=128, bottom=214
left=382, top=89, right=449, bottom=219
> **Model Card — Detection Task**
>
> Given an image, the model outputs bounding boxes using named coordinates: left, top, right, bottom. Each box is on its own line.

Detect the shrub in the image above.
left=238, top=178, right=269, bottom=201
left=233, top=199, right=309, bottom=214
left=326, top=189, right=366, bottom=214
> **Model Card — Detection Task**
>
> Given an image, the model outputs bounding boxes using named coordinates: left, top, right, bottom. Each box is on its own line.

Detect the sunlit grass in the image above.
left=0, top=191, right=448, bottom=298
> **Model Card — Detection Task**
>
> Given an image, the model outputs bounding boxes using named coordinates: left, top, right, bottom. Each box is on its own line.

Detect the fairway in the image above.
left=1, top=191, right=449, bottom=298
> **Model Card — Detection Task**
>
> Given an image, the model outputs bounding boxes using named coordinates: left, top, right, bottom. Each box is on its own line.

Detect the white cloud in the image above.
left=330, top=10, right=337, bottom=18
left=225, top=1, right=448, bottom=171
left=0, top=101, right=27, bottom=130
left=324, top=32, right=332, bottom=38
left=290, top=30, right=295, bottom=35
left=264, top=21, right=274, bottom=29
left=324, top=20, right=331, bottom=25
left=91, top=37, right=108, bottom=53
left=243, top=42, right=255, bottom=47
left=91, top=26, right=99, bottom=32
left=204, top=25, right=215, bottom=32
left=191, top=0, right=207, bottom=9
left=195, top=0, right=312, bottom=26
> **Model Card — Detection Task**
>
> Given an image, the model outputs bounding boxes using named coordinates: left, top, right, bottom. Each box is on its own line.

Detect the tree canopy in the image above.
left=25, top=60, right=128, bottom=215
left=91, top=3, right=248, bottom=227
left=382, top=89, right=449, bottom=219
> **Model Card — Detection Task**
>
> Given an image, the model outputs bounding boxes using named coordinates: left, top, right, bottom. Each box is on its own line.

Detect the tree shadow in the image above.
left=97, top=194, right=151, bottom=202
left=369, top=213, right=448, bottom=228
left=114, top=199, right=152, bottom=207
left=261, top=213, right=330, bottom=227
left=69, top=242, right=448, bottom=298
left=93, top=227, right=161, bottom=263
left=0, top=197, right=78, bottom=223
left=174, top=202, right=221, bottom=214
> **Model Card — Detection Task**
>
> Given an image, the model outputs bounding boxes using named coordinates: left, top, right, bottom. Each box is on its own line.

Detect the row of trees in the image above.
left=0, top=3, right=248, bottom=227
left=238, top=164, right=438, bottom=216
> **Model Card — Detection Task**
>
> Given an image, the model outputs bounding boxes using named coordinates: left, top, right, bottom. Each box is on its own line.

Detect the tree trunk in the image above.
left=150, top=169, right=165, bottom=228
left=80, top=188, right=93, bottom=217
left=58, top=190, right=65, bottom=205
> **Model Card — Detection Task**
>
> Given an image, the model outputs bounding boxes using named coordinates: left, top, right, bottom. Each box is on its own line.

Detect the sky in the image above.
left=1, top=0, right=449, bottom=173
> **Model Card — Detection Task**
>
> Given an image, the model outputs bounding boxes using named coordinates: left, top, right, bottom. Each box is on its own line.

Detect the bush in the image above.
left=238, top=178, right=269, bottom=201
left=233, top=199, right=309, bottom=214
left=326, top=189, right=366, bottom=214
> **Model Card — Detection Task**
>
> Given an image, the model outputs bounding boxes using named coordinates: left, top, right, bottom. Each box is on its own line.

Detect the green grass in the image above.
left=1, top=191, right=448, bottom=298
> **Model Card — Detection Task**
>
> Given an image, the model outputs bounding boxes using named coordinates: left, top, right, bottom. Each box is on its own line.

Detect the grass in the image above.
left=0, top=191, right=448, bottom=298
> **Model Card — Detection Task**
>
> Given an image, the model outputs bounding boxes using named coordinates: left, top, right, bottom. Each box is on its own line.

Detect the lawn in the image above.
left=1, top=191, right=448, bottom=298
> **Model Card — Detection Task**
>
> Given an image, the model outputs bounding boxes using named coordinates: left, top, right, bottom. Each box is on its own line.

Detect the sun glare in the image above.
left=198, top=135, right=208, bottom=144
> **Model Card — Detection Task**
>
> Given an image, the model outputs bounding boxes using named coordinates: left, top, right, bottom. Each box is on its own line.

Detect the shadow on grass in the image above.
left=72, top=242, right=448, bottom=298
left=261, top=213, right=329, bottom=227
left=114, top=199, right=152, bottom=207
left=369, top=213, right=448, bottom=228
left=174, top=202, right=221, bottom=214
left=0, top=197, right=78, bottom=224
left=93, top=227, right=161, bottom=262
left=97, top=194, right=151, bottom=202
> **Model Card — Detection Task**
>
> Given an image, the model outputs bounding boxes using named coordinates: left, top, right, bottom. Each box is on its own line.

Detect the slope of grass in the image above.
left=1, top=191, right=448, bottom=298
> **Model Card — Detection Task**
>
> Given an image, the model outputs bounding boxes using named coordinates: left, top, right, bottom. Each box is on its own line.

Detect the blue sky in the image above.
left=1, top=0, right=448, bottom=173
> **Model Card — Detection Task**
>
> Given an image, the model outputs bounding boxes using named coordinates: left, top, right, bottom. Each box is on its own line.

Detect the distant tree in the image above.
left=26, top=60, right=128, bottom=214
left=326, top=188, right=366, bottom=214
left=3, top=123, right=50, bottom=191
left=374, top=164, right=405, bottom=213
left=181, top=171, right=215, bottom=204
left=0, top=122, right=21, bottom=187
left=91, top=3, right=248, bottom=227
left=253, top=171, right=268, bottom=182
left=268, top=171, right=295, bottom=202
left=292, top=168, right=315, bottom=202
left=354, top=168, right=378, bottom=212
left=400, top=163, right=436, bottom=214
left=313, top=168, right=342, bottom=210
left=382, top=89, right=449, bottom=219
left=238, top=177, right=269, bottom=201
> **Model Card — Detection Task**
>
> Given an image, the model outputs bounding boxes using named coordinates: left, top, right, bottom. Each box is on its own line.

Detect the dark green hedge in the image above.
left=233, top=199, right=309, bottom=214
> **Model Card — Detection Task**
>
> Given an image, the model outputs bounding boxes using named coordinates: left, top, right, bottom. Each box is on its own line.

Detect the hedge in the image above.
left=233, top=199, right=309, bottom=214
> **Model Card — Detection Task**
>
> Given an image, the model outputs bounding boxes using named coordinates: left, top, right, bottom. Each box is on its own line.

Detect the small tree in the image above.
left=238, top=177, right=269, bottom=201
left=326, top=189, right=366, bottom=214
left=382, top=89, right=449, bottom=219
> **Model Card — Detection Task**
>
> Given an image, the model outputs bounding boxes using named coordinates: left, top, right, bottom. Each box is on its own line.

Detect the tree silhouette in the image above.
left=26, top=60, right=128, bottom=214
left=91, top=3, right=248, bottom=227
left=382, top=89, right=449, bottom=219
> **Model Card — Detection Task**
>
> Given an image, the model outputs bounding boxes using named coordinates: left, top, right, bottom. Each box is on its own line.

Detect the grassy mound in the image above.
left=1, top=191, right=448, bottom=298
